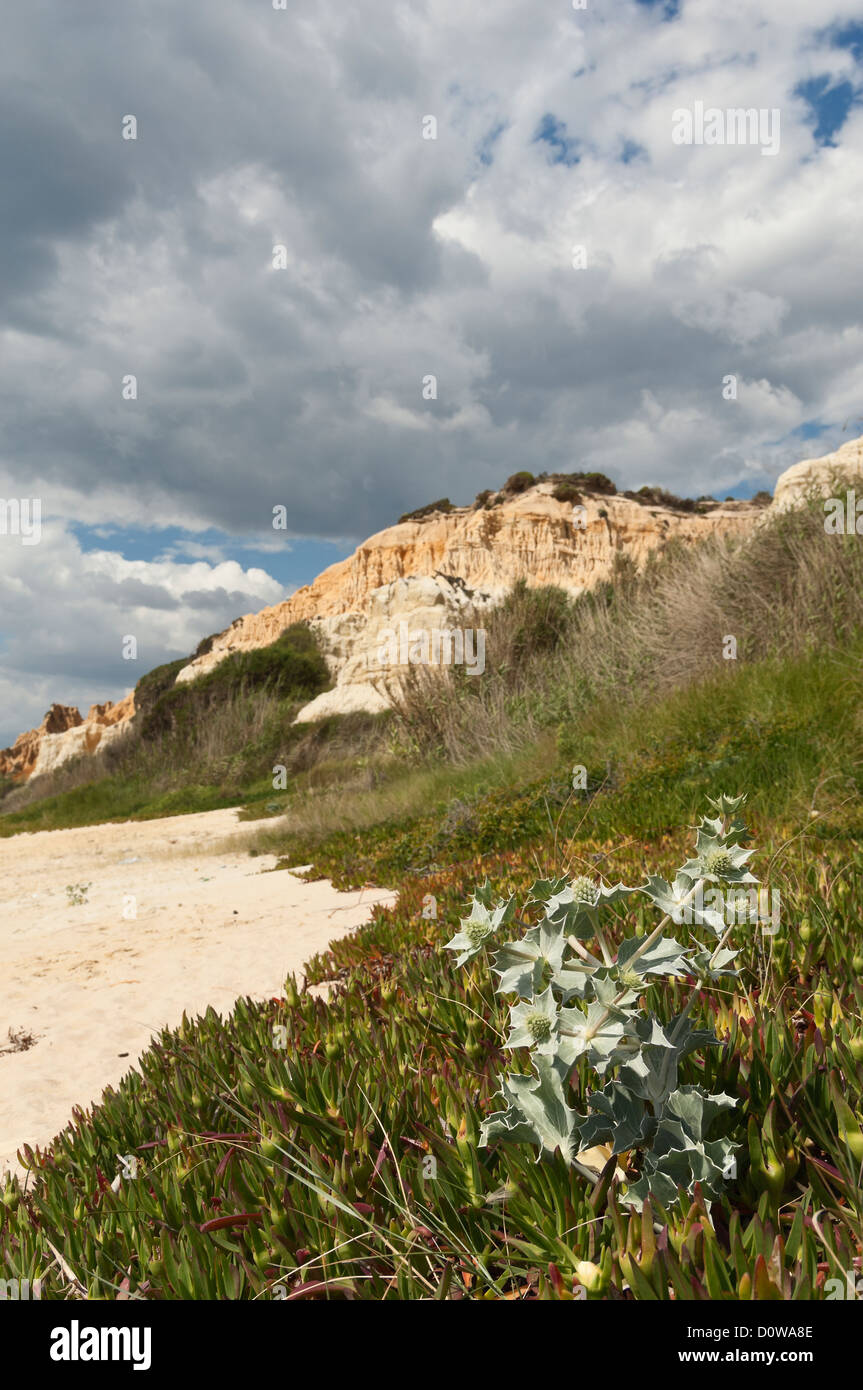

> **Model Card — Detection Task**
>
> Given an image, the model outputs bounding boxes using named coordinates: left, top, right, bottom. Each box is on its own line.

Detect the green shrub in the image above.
left=398, top=498, right=454, bottom=523
left=139, top=625, right=329, bottom=742
left=194, top=630, right=223, bottom=658
left=392, top=486, right=863, bottom=765
left=627, top=485, right=696, bottom=512
left=553, top=471, right=617, bottom=496
left=503, top=471, right=536, bottom=495
left=133, top=657, right=189, bottom=722
left=490, top=579, right=572, bottom=667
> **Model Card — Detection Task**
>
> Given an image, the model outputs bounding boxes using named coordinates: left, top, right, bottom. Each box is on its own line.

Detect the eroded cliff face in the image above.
left=297, top=573, right=498, bottom=723
left=0, top=693, right=135, bottom=785
left=0, top=705, right=81, bottom=783
left=175, top=485, right=760, bottom=708
left=3, top=436, right=860, bottom=783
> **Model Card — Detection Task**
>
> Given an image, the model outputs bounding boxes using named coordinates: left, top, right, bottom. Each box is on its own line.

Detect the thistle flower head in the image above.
left=570, top=875, right=599, bottom=906
left=704, top=848, right=734, bottom=877
left=525, top=1011, right=553, bottom=1044
left=465, top=920, right=493, bottom=949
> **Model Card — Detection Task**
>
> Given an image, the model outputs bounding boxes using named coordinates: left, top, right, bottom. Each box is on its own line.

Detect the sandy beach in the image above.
left=0, top=808, right=396, bottom=1178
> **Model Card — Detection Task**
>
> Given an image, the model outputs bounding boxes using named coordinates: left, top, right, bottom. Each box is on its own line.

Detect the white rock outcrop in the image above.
left=30, top=716, right=132, bottom=780
left=771, top=436, right=863, bottom=510
left=297, top=574, right=497, bottom=721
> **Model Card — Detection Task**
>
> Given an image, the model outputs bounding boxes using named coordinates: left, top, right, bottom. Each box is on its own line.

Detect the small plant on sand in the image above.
left=65, top=882, right=92, bottom=907
left=446, top=794, right=756, bottom=1208
left=0, top=1027, right=38, bottom=1056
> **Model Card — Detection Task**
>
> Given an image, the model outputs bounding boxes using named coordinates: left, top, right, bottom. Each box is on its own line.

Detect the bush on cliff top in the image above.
left=398, top=498, right=454, bottom=523
left=552, top=470, right=617, bottom=498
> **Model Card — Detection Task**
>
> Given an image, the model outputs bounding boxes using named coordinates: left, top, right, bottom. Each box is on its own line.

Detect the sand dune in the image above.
left=0, top=807, right=395, bottom=1178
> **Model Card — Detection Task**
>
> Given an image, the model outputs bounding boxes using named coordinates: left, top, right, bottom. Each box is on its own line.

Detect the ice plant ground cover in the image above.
left=1, top=744, right=861, bottom=1300
left=445, top=793, right=754, bottom=1210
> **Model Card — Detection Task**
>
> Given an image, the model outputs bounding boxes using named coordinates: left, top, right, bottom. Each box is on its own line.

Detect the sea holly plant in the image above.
left=444, top=793, right=755, bottom=1209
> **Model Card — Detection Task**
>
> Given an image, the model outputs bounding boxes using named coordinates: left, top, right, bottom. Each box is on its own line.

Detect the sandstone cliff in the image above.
left=3, top=436, right=860, bottom=783
left=0, top=693, right=135, bottom=785
left=176, top=483, right=760, bottom=720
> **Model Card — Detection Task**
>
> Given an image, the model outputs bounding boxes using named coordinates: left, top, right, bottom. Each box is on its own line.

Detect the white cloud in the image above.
left=0, top=522, right=283, bottom=743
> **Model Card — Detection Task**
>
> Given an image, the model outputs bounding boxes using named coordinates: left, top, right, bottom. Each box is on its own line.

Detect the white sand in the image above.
left=0, top=807, right=396, bottom=1178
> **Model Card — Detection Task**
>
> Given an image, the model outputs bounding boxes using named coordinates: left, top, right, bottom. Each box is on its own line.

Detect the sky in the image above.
left=1, top=0, right=863, bottom=745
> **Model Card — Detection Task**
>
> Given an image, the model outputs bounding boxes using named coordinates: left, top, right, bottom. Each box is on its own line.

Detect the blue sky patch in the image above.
left=533, top=114, right=580, bottom=166
left=764, top=421, right=834, bottom=449
left=477, top=121, right=507, bottom=167
left=830, top=22, right=863, bottom=63
left=789, top=420, right=830, bottom=441
left=635, top=0, right=681, bottom=20
left=722, top=476, right=774, bottom=500
left=68, top=524, right=354, bottom=595
left=796, top=74, right=859, bottom=145
left=620, top=138, right=648, bottom=164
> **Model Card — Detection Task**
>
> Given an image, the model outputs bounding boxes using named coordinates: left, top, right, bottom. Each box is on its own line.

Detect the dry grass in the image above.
left=0, top=686, right=291, bottom=815
left=240, top=740, right=558, bottom=856
left=392, top=483, right=863, bottom=763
